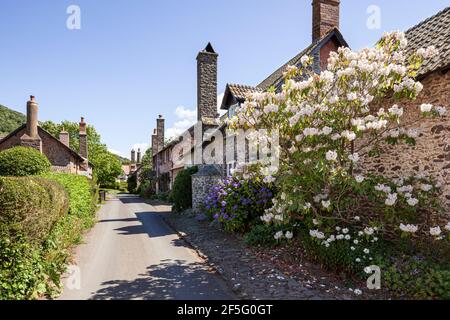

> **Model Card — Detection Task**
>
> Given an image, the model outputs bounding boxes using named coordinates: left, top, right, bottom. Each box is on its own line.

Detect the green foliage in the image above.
left=244, top=224, right=279, bottom=247
left=0, top=174, right=98, bottom=299
left=127, top=174, right=137, bottom=194
left=94, top=152, right=123, bottom=187
left=41, top=120, right=123, bottom=185
left=0, top=104, right=26, bottom=135
left=172, top=166, right=198, bottom=212
left=0, top=147, right=51, bottom=177
left=42, top=173, right=98, bottom=228
left=0, top=177, right=68, bottom=243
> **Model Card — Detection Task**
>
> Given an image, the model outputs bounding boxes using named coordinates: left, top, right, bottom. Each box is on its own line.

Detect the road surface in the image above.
left=58, top=194, right=235, bottom=300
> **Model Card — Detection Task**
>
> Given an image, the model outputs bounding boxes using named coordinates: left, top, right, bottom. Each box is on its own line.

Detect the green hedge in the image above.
left=172, top=166, right=197, bottom=212
left=0, top=177, right=68, bottom=244
left=0, top=147, right=51, bottom=177
left=0, top=177, right=69, bottom=299
left=42, top=173, right=98, bottom=228
left=0, top=174, right=98, bottom=300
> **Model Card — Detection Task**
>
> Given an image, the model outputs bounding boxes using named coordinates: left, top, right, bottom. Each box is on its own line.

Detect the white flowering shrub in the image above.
left=229, top=31, right=449, bottom=265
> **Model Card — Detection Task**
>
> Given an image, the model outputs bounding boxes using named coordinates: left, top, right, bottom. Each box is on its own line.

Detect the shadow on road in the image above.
left=89, top=259, right=233, bottom=300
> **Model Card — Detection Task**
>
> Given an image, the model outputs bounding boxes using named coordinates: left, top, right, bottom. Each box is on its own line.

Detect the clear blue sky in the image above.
left=0, top=0, right=447, bottom=158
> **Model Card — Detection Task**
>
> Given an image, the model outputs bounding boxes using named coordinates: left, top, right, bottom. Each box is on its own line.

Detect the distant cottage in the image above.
left=0, top=96, right=94, bottom=178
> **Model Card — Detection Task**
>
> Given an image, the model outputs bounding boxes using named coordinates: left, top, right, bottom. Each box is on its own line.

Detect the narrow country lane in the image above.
left=58, top=194, right=235, bottom=300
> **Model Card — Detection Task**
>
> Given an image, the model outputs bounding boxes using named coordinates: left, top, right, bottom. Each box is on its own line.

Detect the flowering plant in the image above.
left=204, top=165, right=275, bottom=232
left=228, top=31, right=448, bottom=248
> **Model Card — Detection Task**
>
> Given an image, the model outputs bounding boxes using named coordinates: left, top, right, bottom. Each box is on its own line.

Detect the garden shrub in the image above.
left=0, top=174, right=98, bottom=299
left=244, top=224, right=279, bottom=247
left=0, top=146, right=51, bottom=177
left=0, top=177, right=68, bottom=243
left=127, top=174, right=137, bottom=194
left=205, top=171, right=274, bottom=233
left=172, top=166, right=198, bottom=212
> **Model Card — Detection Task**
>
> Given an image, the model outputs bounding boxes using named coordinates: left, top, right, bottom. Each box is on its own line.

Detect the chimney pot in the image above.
left=312, top=0, right=340, bottom=42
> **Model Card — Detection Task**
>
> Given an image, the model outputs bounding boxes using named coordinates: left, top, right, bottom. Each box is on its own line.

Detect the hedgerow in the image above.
left=0, top=174, right=98, bottom=300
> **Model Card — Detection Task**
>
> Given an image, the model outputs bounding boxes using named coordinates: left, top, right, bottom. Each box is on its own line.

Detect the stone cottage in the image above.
left=361, top=7, right=450, bottom=209
left=0, top=96, right=93, bottom=178
left=150, top=1, right=449, bottom=211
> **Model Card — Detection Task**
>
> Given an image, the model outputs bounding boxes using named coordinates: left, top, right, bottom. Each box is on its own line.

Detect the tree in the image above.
left=93, top=152, right=123, bottom=186
left=41, top=120, right=123, bottom=185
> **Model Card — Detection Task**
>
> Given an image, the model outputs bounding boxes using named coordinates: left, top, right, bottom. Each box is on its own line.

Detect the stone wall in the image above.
left=360, top=70, right=450, bottom=210
left=192, top=165, right=223, bottom=213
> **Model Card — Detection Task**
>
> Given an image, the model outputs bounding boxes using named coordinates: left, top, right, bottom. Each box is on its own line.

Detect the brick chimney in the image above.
left=312, top=0, right=340, bottom=42
left=137, top=148, right=141, bottom=164
left=152, top=129, right=158, bottom=156
left=79, top=117, right=88, bottom=159
left=157, top=115, right=165, bottom=153
left=20, top=95, right=42, bottom=152
left=197, top=43, right=218, bottom=122
left=131, top=149, right=136, bottom=163
left=59, top=128, right=70, bottom=147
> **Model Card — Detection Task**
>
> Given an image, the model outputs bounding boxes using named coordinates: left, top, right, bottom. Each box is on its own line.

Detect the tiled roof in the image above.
left=257, top=28, right=348, bottom=91
left=257, top=43, right=316, bottom=91
left=228, top=84, right=261, bottom=101
left=405, top=6, right=450, bottom=76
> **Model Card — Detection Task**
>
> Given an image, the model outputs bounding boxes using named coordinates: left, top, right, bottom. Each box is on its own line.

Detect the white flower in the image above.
left=341, top=130, right=356, bottom=141
left=301, top=55, right=310, bottom=65
left=355, top=258, right=361, bottom=263
left=350, top=246, right=356, bottom=251
left=354, top=216, right=361, bottom=221
left=348, top=153, right=360, bottom=163
left=420, top=184, right=432, bottom=192
left=274, top=231, right=284, bottom=240
left=331, top=133, right=341, bottom=141
left=303, top=128, right=320, bottom=137
left=322, top=126, right=333, bottom=135
left=303, top=202, right=312, bottom=210
left=388, top=104, right=404, bottom=117
left=435, top=106, right=447, bottom=116
left=420, top=103, right=433, bottom=113
left=342, top=228, right=349, bottom=234
left=429, top=227, right=442, bottom=237
left=285, top=231, right=294, bottom=239
left=364, top=227, right=375, bottom=236
left=354, top=240, right=359, bottom=245
left=399, top=223, right=418, bottom=233
left=336, top=235, right=345, bottom=240
left=354, top=289, right=362, bottom=295
left=347, top=92, right=358, bottom=101
left=336, top=226, right=341, bottom=231
left=363, top=248, right=370, bottom=254
left=407, top=197, right=419, bottom=207
left=261, top=213, right=274, bottom=223
left=326, top=150, right=338, bottom=162
left=321, top=200, right=331, bottom=209
left=263, top=104, right=279, bottom=114
left=310, top=230, right=325, bottom=239
left=313, top=219, right=319, bottom=226
left=345, top=235, right=351, bottom=240
left=355, top=175, right=365, bottom=183
left=406, top=128, right=419, bottom=138
left=445, top=222, right=450, bottom=232
left=385, top=193, right=398, bottom=206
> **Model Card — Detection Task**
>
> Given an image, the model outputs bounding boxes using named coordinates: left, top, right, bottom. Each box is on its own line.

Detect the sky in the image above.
left=0, top=0, right=447, bottom=158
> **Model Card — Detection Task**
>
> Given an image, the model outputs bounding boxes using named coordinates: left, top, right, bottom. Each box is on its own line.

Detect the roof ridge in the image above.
left=405, top=6, right=450, bottom=35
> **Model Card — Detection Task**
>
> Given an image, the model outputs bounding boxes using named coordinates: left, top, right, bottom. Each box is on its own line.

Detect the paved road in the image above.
left=59, top=194, right=235, bottom=300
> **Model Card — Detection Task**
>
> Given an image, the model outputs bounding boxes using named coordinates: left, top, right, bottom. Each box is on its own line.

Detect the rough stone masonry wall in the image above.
left=192, top=172, right=222, bottom=213
left=197, top=52, right=218, bottom=121
left=360, top=70, right=450, bottom=211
